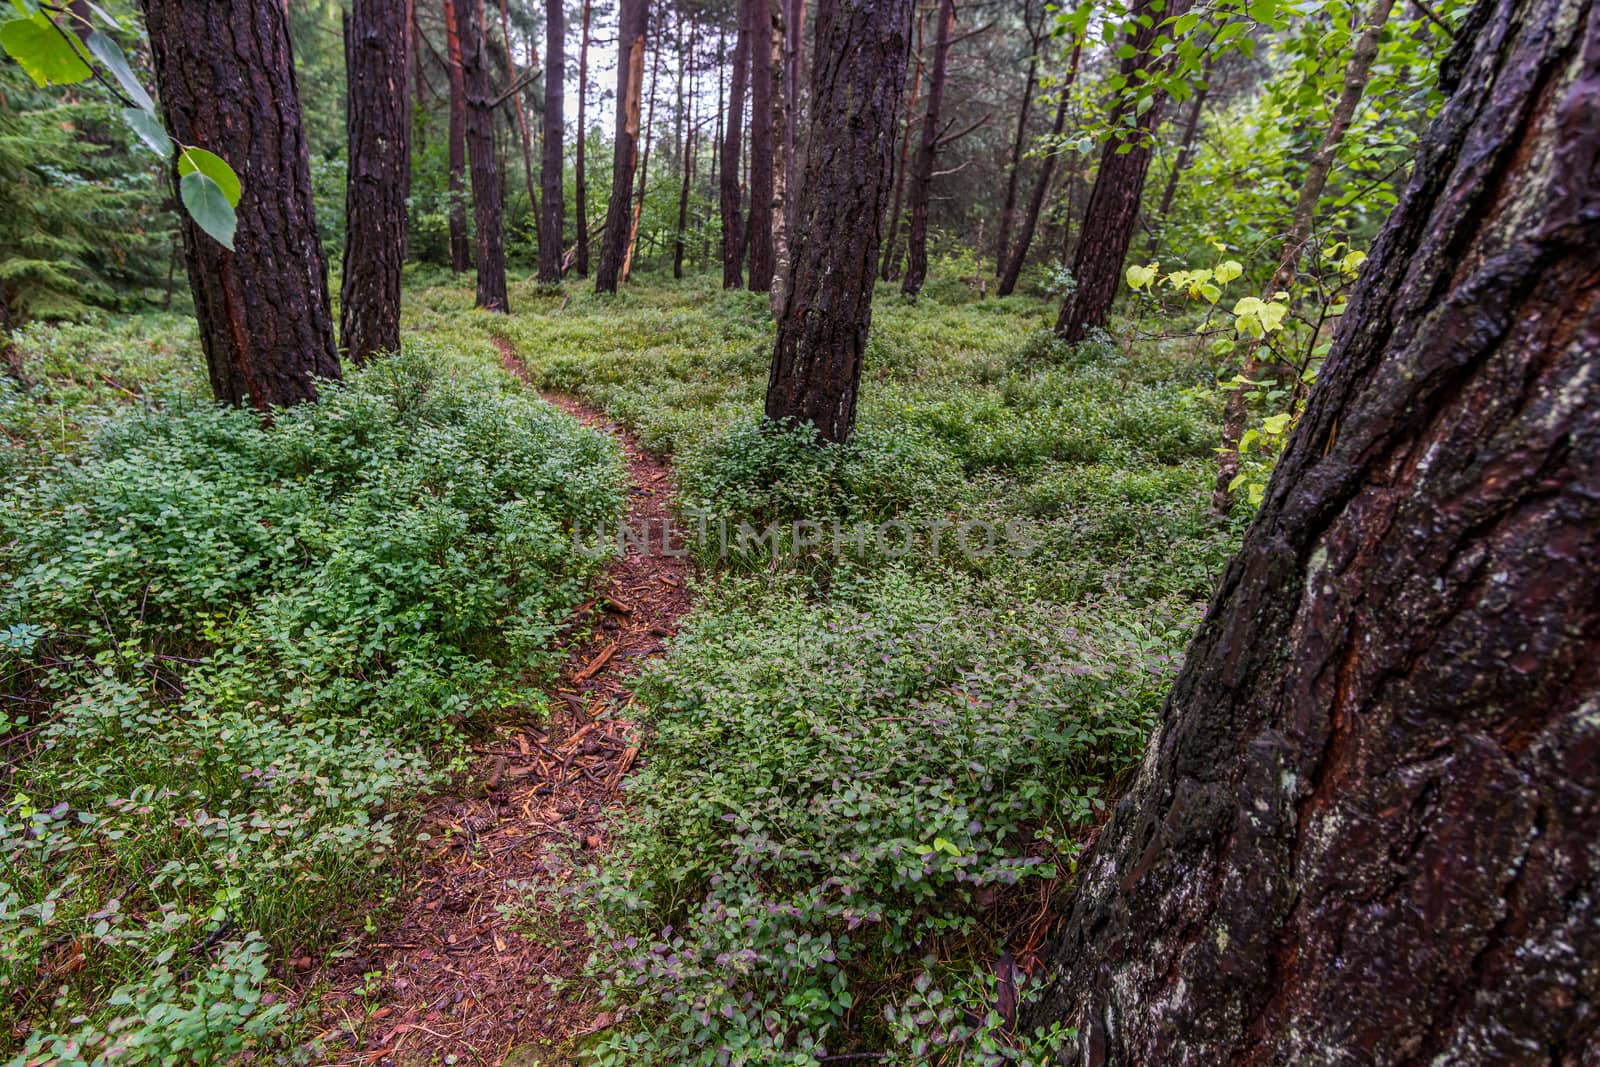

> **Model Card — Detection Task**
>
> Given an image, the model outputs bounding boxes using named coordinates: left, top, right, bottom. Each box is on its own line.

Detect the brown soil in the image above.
left=295, top=341, right=690, bottom=1066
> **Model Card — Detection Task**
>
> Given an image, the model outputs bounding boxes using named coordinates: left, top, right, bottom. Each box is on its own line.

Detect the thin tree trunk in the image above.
left=574, top=0, right=592, bottom=276
left=783, top=0, right=804, bottom=234
left=497, top=0, right=540, bottom=254
left=595, top=0, right=648, bottom=291
left=720, top=0, right=752, bottom=288
left=707, top=24, right=725, bottom=269
left=538, top=0, right=566, bottom=282
left=411, top=0, right=426, bottom=152
left=768, top=0, right=789, bottom=312
left=458, top=0, right=509, bottom=310
left=1145, top=69, right=1210, bottom=259
left=1053, top=0, right=1188, bottom=342
left=997, top=40, right=1079, bottom=298
left=341, top=0, right=411, bottom=364
left=765, top=0, right=914, bottom=444
left=140, top=0, right=340, bottom=410
left=880, top=1, right=924, bottom=281
left=899, top=0, right=953, bottom=297
left=623, top=13, right=662, bottom=281
left=674, top=14, right=695, bottom=279
left=1028, top=0, right=1600, bottom=1057
left=995, top=3, right=1043, bottom=277
left=744, top=0, right=776, bottom=290
left=443, top=0, right=473, bottom=273
left=1211, top=0, right=1397, bottom=513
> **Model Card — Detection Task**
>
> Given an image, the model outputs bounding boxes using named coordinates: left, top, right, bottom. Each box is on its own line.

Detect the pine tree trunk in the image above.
left=498, top=0, right=541, bottom=259
left=457, top=0, right=509, bottom=310
left=768, top=0, right=789, bottom=313
left=783, top=0, right=804, bottom=234
left=538, top=0, right=566, bottom=283
left=720, top=0, right=752, bottom=288
left=1027, top=0, right=1600, bottom=1059
left=879, top=1, right=924, bottom=282
left=765, top=0, right=914, bottom=444
left=411, top=0, right=426, bottom=153
left=140, top=0, right=340, bottom=410
left=595, top=0, right=648, bottom=292
left=744, top=0, right=776, bottom=291
left=1144, top=68, right=1210, bottom=259
left=1211, top=0, right=1397, bottom=513
left=341, top=0, right=411, bottom=365
left=623, top=17, right=661, bottom=282
left=443, top=0, right=473, bottom=274
left=995, top=2, right=1044, bottom=278
left=898, top=0, right=952, bottom=296
left=996, top=40, right=1078, bottom=298
left=574, top=0, right=592, bottom=276
left=674, top=14, right=695, bottom=280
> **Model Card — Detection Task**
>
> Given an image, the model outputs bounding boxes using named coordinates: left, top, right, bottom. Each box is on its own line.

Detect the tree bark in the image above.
left=674, top=13, right=696, bottom=279
left=457, top=0, right=509, bottom=310
left=745, top=0, right=776, bottom=291
left=996, top=40, right=1079, bottom=298
left=879, top=0, right=924, bottom=282
left=341, top=0, right=411, bottom=365
left=595, top=0, right=648, bottom=292
left=783, top=0, right=804, bottom=234
left=140, top=0, right=340, bottom=410
left=0, top=287, right=21, bottom=384
left=623, top=14, right=661, bottom=282
left=1053, top=0, right=1184, bottom=342
left=498, top=0, right=541, bottom=262
left=574, top=0, right=592, bottom=276
left=1212, top=0, right=1398, bottom=513
left=443, top=0, right=473, bottom=273
left=1027, top=0, right=1600, bottom=1059
left=768, top=0, right=789, bottom=313
left=538, top=0, right=566, bottom=283
left=720, top=0, right=752, bottom=288
left=898, top=0, right=952, bottom=296
left=1144, top=67, right=1211, bottom=259
left=994, top=0, right=1044, bottom=278
left=765, top=0, right=914, bottom=444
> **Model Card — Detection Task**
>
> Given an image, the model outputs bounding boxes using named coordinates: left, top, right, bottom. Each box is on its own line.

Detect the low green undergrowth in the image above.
left=1, top=331, right=622, bottom=1062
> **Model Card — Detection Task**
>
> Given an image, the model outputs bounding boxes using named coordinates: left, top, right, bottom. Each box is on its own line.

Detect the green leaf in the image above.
left=178, top=148, right=242, bottom=208
left=84, top=30, right=154, bottom=111
left=0, top=13, right=91, bottom=85
left=180, top=170, right=237, bottom=250
left=121, top=107, right=170, bottom=156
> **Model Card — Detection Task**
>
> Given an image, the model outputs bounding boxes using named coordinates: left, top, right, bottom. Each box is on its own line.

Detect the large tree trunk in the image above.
left=673, top=14, right=696, bottom=279
left=341, top=0, right=411, bottom=365
left=498, top=0, right=541, bottom=261
left=595, top=0, right=648, bottom=292
left=898, top=0, right=952, bottom=297
left=1053, top=0, right=1183, bottom=342
left=765, top=0, right=914, bottom=444
left=140, top=0, right=339, bottom=410
left=457, top=0, right=509, bottom=310
left=1211, top=0, right=1397, bottom=514
left=1027, top=0, right=1600, bottom=1059
left=538, top=0, right=566, bottom=283
left=768, top=0, right=789, bottom=313
left=744, top=0, right=776, bottom=291
left=720, top=0, right=752, bottom=288
left=879, top=1, right=924, bottom=282
left=996, top=40, right=1079, bottom=298
left=574, top=0, right=592, bottom=276
left=443, top=0, right=473, bottom=273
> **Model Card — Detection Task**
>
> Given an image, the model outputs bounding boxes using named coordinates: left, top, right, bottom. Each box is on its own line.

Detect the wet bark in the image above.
left=340, top=0, right=411, bottom=364
left=899, top=0, right=953, bottom=297
left=595, top=0, right=648, bottom=292
left=720, top=0, right=752, bottom=288
left=140, top=0, right=340, bottom=410
left=765, top=0, right=914, bottom=444
left=444, top=0, right=472, bottom=273
left=1027, top=0, right=1600, bottom=1059
left=574, top=0, right=592, bottom=276
left=539, top=0, right=566, bottom=283
left=458, top=0, right=509, bottom=311
left=745, top=0, right=776, bottom=291
left=996, top=41, right=1079, bottom=298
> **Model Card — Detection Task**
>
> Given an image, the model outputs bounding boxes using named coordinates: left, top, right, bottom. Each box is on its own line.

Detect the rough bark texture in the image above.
left=140, top=0, right=340, bottom=410
left=1212, top=0, right=1397, bottom=513
left=783, top=0, right=805, bottom=233
left=1027, top=0, right=1600, bottom=1060
left=996, top=41, right=1078, bottom=298
left=765, top=0, right=914, bottom=444
left=720, top=0, right=752, bottom=288
left=340, top=0, right=411, bottom=364
left=878, top=0, right=924, bottom=281
left=899, top=0, right=953, bottom=297
left=745, top=0, right=776, bottom=291
left=595, top=0, right=647, bottom=292
left=1054, top=0, right=1180, bottom=342
left=458, top=0, right=509, bottom=311
left=443, top=0, right=472, bottom=273
left=574, top=0, right=592, bottom=276
left=538, top=0, right=566, bottom=283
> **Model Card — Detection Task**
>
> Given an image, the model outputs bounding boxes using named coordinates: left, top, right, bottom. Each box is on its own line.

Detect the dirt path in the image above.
left=301, top=343, right=690, bottom=1066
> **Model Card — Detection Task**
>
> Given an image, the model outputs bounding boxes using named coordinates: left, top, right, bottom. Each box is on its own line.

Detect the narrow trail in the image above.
left=303, top=341, right=691, bottom=1066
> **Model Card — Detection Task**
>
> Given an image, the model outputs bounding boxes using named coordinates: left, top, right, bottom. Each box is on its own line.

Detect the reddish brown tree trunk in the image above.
left=744, top=0, right=776, bottom=291
left=996, top=40, right=1079, bottom=298
left=879, top=1, right=924, bottom=282
left=1027, top=0, right=1600, bottom=1059
left=498, top=0, right=541, bottom=258
left=898, top=0, right=952, bottom=296
left=765, top=0, right=914, bottom=444
left=574, top=0, right=592, bottom=276
left=538, top=0, right=566, bottom=283
left=720, top=0, right=752, bottom=288
left=341, top=0, right=411, bottom=364
left=457, top=0, right=509, bottom=310
left=595, top=0, right=648, bottom=292
left=443, top=0, right=473, bottom=273
left=140, top=0, right=340, bottom=410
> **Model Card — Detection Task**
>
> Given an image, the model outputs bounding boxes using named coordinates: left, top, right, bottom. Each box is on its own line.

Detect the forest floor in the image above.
left=305, top=342, right=693, bottom=1066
